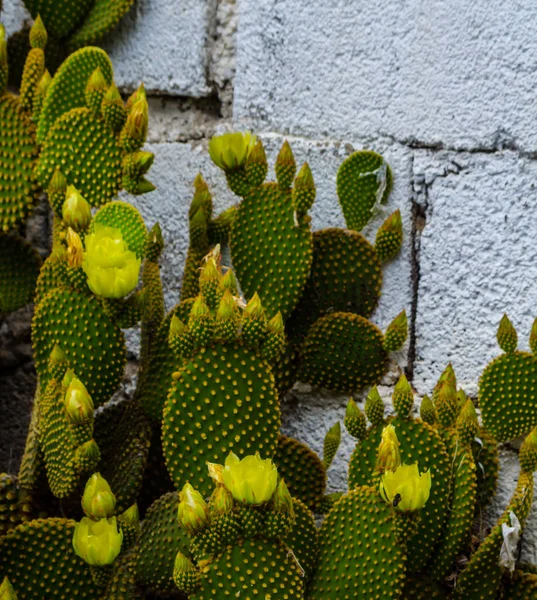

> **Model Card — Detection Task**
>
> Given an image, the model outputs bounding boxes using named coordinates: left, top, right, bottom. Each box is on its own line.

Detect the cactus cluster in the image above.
left=0, top=31, right=537, bottom=598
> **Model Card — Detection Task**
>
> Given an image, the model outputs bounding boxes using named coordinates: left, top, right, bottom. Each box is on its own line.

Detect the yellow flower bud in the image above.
left=208, top=132, right=257, bottom=171
left=64, top=377, right=94, bottom=424
left=66, top=228, right=84, bottom=268
left=177, top=483, right=209, bottom=534
left=0, top=577, right=17, bottom=600
left=82, top=224, right=141, bottom=298
left=125, top=96, right=148, bottom=142
left=273, top=479, right=293, bottom=514
left=120, top=503, right=140, bottom=526
left=62, top=186, right=92, bottom=231
left=72, top=516, right=123, bottom=566
left=81, top=473, right=116, bottom=520
left=210, top=485, right=234, bottom=515
left=379, top=463, right=432, bottom=513
left=376, top=424, right=401, bottom=473
left=222, top=452, right=278, bottom=506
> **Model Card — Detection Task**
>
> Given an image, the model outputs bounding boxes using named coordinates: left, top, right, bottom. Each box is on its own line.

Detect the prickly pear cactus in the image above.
left=162, top=261, right=283, bottom=495
left=0, top=234, right=42, bottom=314
left=479, top=315, right=537, bottom=442
left=297, top=310, right=407, bottom=393
left=36, top=51, right=153, bottom=209
left=336, top=149, right=393, bottom=232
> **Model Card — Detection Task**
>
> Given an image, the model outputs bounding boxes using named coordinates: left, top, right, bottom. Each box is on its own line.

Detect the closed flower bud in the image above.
left=64, top=377, right=94, bottom=424
left=81, top=473, right=116, bottom=520
left=120, top=503, right=139, bottom=526
left=36, top=69, right=52, bottom=95
left=72, top=516, right=123, bottom=566
left=170, top=315, right=187, bottom=336
left=62, top=368, right=74, bottom=391
left=125, top=83, right=146, bottom=112
left=379, top=463, right=432, bottom=513
left=82, top=224, right=141, bottom=298
left=222, top=452, right=278, bottom=506
left=267, top=312, right=284, bottom=336
left=0, top=577, right=17, bottom=600
left=216, top=290, right=237, bottom=321
left=210, top=484, right=234, bottom=515
left=177, top=483, right=209, bottom=534
left=220, top=269, right=238, bottom=295
left=497, top=314, right=518, bottom=354
left=29, top=15, right=47, bottom=49
left=273, top=479, right=293, bottom=514
left=62, top=186, right=92, bottom=231
left=66, top=228, right=84, bottom=268
left=124, top=97, right=148, bottom=142
left=376, top=424, right=401, bottom=473
left=243, top=292, right=265, bottom=319
left=209, top=132, right=257, bottom=171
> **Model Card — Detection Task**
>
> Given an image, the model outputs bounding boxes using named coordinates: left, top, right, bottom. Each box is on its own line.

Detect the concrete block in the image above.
left=234, top=0, right=537, bottom=152
left=413, top=150, right=537, bottom=396
left=2, top=0, right=213, bottom=96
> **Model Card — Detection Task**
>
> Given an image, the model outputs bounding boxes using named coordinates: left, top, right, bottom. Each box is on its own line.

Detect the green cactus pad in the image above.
left=0, top=96, right=39, bottom=233
left=298, top=312, right=387, bottom=393
left=90, top=201, right=147, bottom=258
left=23, top=0, right=94, bottom=40
left=427, top=441, right=477, bottom=581
left=134, top=491, right=190, bottom=593
left=0, top=234, right=42, bottom=314
left=38, top=376, right=93, bottom=498
left=479, top=351, right=537, bottom=442
left=190, top=538, right=304, bottom=599
left=94, top=400, right=151, bottom=513
left=336, top=150, right=392, bottom=232
left=284, top=498, right=318, bottom=581
left=36, top=108, right=122, bottom=208
left=37, top=47, right=113, bottom=144
left=32, top=288, right=126, bottom=406
left=0, top=518, right=100, bottom=598
left=307, top=486, right=405, bottom=599
left=273, top=435, right=326, bottom=512
left=230, top=181, right=313, bottom=319
left=162, top=343, right=280, bottom=496
left=136, top=301, right=193, bottom=422
left=68, top=0, right=135, bottom=50
left=270, top=340, right=300, bottom=397
left=287, top=228, right=382, bottom=342
left=0, top=474, right=35, bottom=535
left=348, top=417, right=451, bottom=572
left=503, top=570, right=537, bottom=599
left=403, top=576, right=448, bottom=599
left=472, top=426, right=499, bottom=509
left=34, top=253, right=70, bottom=306
left=102, top=549, right=142, bottom=600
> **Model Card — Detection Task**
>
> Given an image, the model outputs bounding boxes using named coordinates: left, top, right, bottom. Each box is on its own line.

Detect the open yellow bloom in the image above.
left=82, top=224, right=141, bottom=298
left=379, top=462, right=432, bottom=513
left=72, top=516, right=123, bottom=566
left=222, top=452, right=278, bottom=505
left=208, top=132, right=257, bottom=171
left=376, top=424, right=401, bottom=472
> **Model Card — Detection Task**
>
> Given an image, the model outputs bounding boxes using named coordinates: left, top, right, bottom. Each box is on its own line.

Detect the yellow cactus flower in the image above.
left=81, top=473, right=116, bottom=520
left=64, top=377, right=94, bottom=425
left=66, top=227, right=84, bottom=268
left=82, top=224, right=141, bottom=298
left=222, top=452, right=278, bottom=505
left=177, top=483, right=209, bottom=534
left=208, top=132, right=257, bottom=171
left=72, top=516, right=123, bottom=566
left=379, top=463, right=432, bottom=513
left=0, top=577, right=17, bottom=600
left=376, top=424, right=401, bottom=472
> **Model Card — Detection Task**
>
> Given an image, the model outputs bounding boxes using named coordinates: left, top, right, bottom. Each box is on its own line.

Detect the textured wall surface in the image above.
left=2, top=0, right=537, bottom=558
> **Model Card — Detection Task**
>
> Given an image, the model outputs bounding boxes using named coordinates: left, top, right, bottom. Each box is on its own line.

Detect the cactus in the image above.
left=173, top=455, right=308, bottom=599
left=479, top=315, right=537, bottom=442
left=21, top=0, right=134, bottom=52
left=162, top=260, right=283, bottom=496
left=0, top=234, right=42, bottom=315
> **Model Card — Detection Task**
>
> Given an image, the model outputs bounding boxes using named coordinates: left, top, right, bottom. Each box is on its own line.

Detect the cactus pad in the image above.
left=36, top=108, right=122, bottom=208
left=0, top=234, right=42, bottom=314
left=23, top=0, right=94, bottom=41
left=37, top=47, right=113, bottom=144
left=284, top=498, right=318, bottom=581
left=472, top=426, right=499, bottom=509
left=0, top=96, right=39, bottom=232
left=307, top=486, right=405, bottom=599
left=287, top=228, right=382, bottom=341
left=135, top=491, right=190, bottom=593
left=32, top=288, right=126, bottom=406
left=298, top=312, right=387, bottom=392
left=479, top=350, right=537, bottom=442
left=230, top=181, right=312, bottom=319
left=273, top=434, right=326, bottom=512
left=336, top=150, right=392, bottom=232
left=162, top=343, right=280, bottom=495
left=0, top=518, right=100, bottom=598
